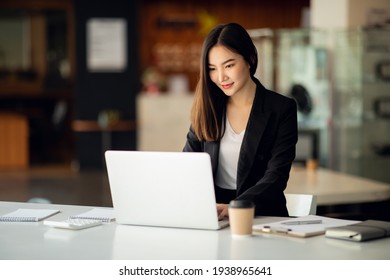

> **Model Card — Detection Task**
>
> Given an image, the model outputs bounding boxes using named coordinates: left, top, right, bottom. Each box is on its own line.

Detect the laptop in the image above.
left=105, top=150, right=229, bottom=230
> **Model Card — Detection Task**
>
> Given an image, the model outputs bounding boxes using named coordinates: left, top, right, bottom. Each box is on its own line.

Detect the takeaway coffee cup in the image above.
left=228, top=200, right=255, bottom=237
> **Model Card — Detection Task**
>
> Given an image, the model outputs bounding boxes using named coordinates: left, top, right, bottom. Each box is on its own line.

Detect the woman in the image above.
left=183, top=23, right=297, bottom=218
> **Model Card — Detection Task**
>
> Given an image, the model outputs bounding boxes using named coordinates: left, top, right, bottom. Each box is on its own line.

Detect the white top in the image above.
left=215, top=118, right=245, bottom=190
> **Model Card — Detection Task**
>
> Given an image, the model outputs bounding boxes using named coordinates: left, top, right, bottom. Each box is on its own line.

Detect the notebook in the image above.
left=0, top=208, right=60, bottom=222
left=69, top=207, right=115, bottom=223
left=325, top=220, right=390, bottom=242
left=105, top=150, right=229, bottom=230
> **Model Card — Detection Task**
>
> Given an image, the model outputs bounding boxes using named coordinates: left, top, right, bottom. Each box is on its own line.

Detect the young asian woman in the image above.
left=183, top=23, right=298, bottom=219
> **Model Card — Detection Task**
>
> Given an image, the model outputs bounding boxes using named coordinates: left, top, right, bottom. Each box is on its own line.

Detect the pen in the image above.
left=281, top=220, right=322, bottom=225
left=262, top=226, right=291, bottom=233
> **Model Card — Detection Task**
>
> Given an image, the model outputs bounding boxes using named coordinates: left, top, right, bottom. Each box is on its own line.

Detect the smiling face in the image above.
left=208, top=44, right=252, bottom=97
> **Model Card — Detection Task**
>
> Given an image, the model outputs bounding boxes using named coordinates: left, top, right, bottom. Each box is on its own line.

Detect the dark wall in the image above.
left=74, top=0, right=140, bottom=169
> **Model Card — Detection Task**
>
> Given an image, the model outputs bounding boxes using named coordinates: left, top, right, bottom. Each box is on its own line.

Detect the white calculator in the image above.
left=43, top=218, right=102, bottom=230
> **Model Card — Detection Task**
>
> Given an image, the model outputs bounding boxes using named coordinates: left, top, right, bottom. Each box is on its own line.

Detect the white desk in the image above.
left=1, top=201, right=389, bottom=260
left=286, top=167, right=390, bottom=206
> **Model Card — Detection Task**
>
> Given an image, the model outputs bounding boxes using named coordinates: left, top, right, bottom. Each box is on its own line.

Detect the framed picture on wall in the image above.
left=87, top=18, right=127, bottom=72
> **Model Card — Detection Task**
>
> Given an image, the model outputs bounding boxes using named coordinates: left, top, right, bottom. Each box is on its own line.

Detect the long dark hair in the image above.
left=190, top=23, right=258, bottom=141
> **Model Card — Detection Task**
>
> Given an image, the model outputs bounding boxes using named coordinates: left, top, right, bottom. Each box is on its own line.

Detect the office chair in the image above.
left=285, top=193, right=317, bottom=217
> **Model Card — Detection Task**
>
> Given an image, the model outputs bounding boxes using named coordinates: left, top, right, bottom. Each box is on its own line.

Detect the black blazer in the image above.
left=183, top=79, right=298, bottom=217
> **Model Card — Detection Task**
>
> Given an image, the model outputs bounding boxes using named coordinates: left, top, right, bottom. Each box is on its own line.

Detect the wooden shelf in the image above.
left=72, top=120, right=136, bottom=132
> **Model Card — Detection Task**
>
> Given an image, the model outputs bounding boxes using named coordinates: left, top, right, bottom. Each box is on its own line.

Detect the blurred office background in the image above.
left=0, top=0, right=389, bottom=217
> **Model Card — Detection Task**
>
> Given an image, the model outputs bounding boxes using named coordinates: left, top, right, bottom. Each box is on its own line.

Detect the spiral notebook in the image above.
left=0, top=208, right=60, bottom=222
left=69, top=208, right=115, bottom=223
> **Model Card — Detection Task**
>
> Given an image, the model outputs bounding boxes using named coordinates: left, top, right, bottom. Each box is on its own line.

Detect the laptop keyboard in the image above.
left=218, top=218, right=230, bottom=228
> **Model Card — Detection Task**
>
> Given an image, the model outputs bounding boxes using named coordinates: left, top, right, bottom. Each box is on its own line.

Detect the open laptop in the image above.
left=105, top=150, right=229, bottom=230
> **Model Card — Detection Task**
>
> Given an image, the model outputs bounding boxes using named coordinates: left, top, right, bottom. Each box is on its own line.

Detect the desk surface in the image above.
left=286, top=167, right=390, bottom=206
left=1, top=201, right=389, bottom=260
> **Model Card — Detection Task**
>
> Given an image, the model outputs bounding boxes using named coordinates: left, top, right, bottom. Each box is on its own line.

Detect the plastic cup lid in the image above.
left=229, top=200, right=254, bottom=209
